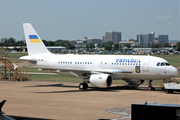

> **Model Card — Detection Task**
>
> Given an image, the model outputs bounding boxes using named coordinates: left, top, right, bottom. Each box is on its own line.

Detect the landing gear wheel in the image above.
left=83, top=83, right=88, bottom=90
left=79, top=83, right=84, bottom=89
left=166, top=90, right=169, bottom=94
left=79, top=83, right=88, bottom=90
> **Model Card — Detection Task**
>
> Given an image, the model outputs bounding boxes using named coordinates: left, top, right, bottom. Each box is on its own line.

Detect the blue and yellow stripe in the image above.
left=29, top=35, right=41, bottom=43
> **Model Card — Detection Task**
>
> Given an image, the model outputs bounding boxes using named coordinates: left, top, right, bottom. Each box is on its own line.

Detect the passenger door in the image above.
left=142, top=58, right=150, bottom=71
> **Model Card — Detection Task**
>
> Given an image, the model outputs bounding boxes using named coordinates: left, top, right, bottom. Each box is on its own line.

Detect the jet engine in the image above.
left=84, top=74, right=112, bottom=87
left=124, top=79, right=145, bottom=85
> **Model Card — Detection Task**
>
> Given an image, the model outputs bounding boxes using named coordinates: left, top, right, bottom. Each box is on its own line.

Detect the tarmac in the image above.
left=0, top=80, right=179, bottom=120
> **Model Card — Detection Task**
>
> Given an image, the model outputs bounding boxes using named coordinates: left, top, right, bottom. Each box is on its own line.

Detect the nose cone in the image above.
left=171, top=67, right=178, bottom=77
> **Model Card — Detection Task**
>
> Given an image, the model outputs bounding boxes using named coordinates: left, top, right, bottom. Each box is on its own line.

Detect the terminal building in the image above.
left=119, top=38, right=139, bottom=47
left=84, top=37, right=102, bottom=44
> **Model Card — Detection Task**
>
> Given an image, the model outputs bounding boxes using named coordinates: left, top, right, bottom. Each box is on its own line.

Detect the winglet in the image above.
left=0, top=100, right=6, bottom=112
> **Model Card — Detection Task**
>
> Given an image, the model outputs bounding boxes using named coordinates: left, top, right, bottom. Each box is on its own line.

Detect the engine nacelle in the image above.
left=125, top=79, right=145, bottom=85
left=88, top=74, right=112, bottom=87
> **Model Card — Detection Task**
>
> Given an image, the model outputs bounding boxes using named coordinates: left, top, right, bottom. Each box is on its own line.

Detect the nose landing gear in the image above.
left=147, top=80, right=155, bottom=90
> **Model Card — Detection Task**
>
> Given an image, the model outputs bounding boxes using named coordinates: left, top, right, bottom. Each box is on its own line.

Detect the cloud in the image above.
left=167, top=22, right=173, bottom=25
left=156, top=15, right=170, bottom=20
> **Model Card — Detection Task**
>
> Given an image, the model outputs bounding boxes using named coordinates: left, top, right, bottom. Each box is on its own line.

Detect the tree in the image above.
left=176, top=42, right=180, bottom=51
left=42, top=40, right=55, bottom=46
left=124, top=43, right=131, bottom=48
left=54, top=40, right=75, bottom=49
left=86, top=42, right=95, bottom=49
left=16, top=41, right=26, bottom=46
left=104, top=44, right=112, bottom=50
left=4, top=37, right=16, bottom=46
left=114, top=44, right=120, bottom=50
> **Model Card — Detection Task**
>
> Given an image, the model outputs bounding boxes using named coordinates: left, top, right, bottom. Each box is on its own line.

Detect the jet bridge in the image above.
left=0, top=54, right=29, bottom=81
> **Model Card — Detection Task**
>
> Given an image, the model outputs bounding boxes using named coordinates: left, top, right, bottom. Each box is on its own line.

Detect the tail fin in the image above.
left=23, top=23, right=51, bottom=56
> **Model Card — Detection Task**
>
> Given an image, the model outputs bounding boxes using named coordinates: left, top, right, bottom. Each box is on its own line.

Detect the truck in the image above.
left=164, top=82, right=180, bottom=94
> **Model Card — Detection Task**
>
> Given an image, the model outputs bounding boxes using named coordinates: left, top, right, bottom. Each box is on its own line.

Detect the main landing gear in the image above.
left=79, top=83, right=88, bottom=90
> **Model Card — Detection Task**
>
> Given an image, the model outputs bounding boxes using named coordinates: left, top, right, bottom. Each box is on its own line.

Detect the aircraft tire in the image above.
left=83, top=83, right=88, bottom=90
left=79, top=83, right=88, bottom=90
left=166, top=90, right=169, bottom=94
left=79, top=83, right=84, bottom=89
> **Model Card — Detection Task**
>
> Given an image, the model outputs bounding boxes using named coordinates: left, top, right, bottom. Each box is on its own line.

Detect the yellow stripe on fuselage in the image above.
left=30, top=39, right=41, bottom=43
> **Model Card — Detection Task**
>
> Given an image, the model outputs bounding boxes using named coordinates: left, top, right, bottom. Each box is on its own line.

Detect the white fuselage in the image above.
left=29, top=54, right=178, bottom=81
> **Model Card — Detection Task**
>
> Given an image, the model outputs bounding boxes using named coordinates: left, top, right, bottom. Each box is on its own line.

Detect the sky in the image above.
left=0, top=0, right=179, bottom=41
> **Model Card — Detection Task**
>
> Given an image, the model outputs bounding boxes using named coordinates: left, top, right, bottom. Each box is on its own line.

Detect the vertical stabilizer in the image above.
left=23, top=23, right=51, bottom=56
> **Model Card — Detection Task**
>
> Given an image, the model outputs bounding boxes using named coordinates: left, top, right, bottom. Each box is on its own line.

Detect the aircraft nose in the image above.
left=171, top=67, right=178, bottom=76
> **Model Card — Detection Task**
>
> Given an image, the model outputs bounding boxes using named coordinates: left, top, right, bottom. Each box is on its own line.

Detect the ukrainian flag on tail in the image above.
left=29, top=35, right=41, bottom=43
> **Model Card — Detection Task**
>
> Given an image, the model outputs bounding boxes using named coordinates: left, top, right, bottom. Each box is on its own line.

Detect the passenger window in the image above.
left=161, top=63, right=165, bottom=66
left=157, top=63, right=160, bottom=66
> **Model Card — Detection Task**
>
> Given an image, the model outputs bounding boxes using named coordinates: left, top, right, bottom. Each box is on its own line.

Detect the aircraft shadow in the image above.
left=25, top=83, right=177, bottom=94
left=30, top=83, right=142, bottom=93
left=7, top=115, right=54, bottom=120
left=24, top=83, right=79, bottom=88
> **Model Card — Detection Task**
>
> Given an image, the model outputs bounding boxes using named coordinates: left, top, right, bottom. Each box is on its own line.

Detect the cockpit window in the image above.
left=157, top=62, right=170, bottom=66
left=161, top=63, right=165, bottom=66
left=157, top=62, right=160, bottom=66
left=165, top=62, right=170, bottom=66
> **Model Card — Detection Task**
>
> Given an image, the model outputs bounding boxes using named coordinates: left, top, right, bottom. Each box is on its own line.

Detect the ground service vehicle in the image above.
left=164, top=82, right=180, bottom=94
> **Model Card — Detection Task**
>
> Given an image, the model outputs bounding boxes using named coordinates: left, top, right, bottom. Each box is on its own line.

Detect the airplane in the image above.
left=0, top=100, right=15, bottom=120
left=20, top=23, right=178, bottom=90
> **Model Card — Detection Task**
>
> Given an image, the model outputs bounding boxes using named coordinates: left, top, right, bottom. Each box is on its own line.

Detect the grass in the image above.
left=29, top=74, right=82, bottom=83
left=0, top=53, right=28, bottom=58
left=151, top=55, right=180, bottom=67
